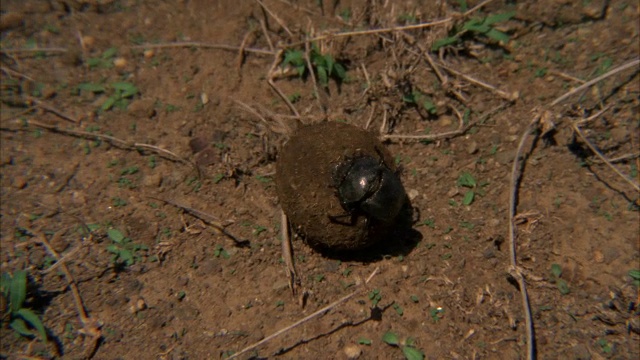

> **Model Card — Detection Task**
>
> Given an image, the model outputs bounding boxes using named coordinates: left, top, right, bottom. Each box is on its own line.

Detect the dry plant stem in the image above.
left=27, top=97, right=79, bottom=123
left=259, top=18, right=275, bottom=51
left=267, top=49, right=300, bottom=117
left=227, top=267, right=380, bottom=360
left=509, top=117, right=540, bottom=360
left=1, top=66, right=36, bottom=81
left=148, top=197, right=249, bottom=246
left=549, top=58, right=640, bottom=107
left=0, top=47, right=67, bottom=53
left=573, top=122, right=640, bottom=192
left=438, top=62, right=516, bottom=101
left=234, top=100, right=291, bottom=134
left=420, top=50, right=467, bottom=103
left=12, top=119, right=192, bottom=165
left=27, top=228, right=101, bottom=358
left=280, top=210, right=298, bottom=295
left=285, top=0, right=495, bottom=48
left=256, top=0, right=293, bottom=37
left=304, top=37, right=326, bottom=115
left=129, top=42, right=274, bottom=55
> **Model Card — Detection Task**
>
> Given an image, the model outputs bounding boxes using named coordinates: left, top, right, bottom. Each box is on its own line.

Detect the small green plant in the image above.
left=382, top=331, right=424, bottom=360
left=0, top=270, right=47, bottom=341
left=432, top=11, right=515, bottom=51
left=369, top=288, right=382, bottom=307
left=596, top=338, right=612, bottom=354
left=87, top=47, right=118, bottom=69
left=456, top=172, right=486, bottom=206
left=106, top=228, right=148, bottom=266
left=549, top=263, right=570, bottom=295
left=430, top=307, right=445, bottom=323
left=281, top=45, right=347, bottom=87
left=403, top=90, right=437, bottom=115
left=214, top=245, right=230, bottom=259
left=392, top=303, right=404, bottom=316
left=628, top=269, right=640, bottom=287
left=101, top=82, right=139, bottom=112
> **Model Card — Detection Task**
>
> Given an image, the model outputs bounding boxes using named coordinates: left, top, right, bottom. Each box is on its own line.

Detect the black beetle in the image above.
left=332, top=152, right=407, bottom=224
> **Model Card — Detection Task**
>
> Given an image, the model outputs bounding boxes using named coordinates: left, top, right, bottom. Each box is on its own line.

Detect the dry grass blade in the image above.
left=26, top=228, right=102, bottom=358
left=227, top=267, right=379, bottom=360
left=280, top=210, right=298, bottom=295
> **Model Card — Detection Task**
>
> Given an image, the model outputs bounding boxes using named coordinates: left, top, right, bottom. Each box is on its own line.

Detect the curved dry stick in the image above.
left=549, top=58, right=639, bottom=107
left=508, top=116, right=540, bottom=360
left=227, top=267, right=379, bottom=360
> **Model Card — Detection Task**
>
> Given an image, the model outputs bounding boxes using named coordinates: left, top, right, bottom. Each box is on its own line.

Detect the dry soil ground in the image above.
left=0, top=1, right=639, bottom=359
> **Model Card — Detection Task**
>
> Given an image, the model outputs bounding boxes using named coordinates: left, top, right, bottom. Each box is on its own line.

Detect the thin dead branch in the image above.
left=573, top=119, right=640, bottom=192
left=508, top=114, right=541, bottom=360
left=227, top=267, right=380, bottom=360
left=549, top=58, right=639, bottom=107
left=129, top=42, right=274, bottom=56
left=26, top=228, right=102, bottom=358
left=280, top=210, right=299, bottom=294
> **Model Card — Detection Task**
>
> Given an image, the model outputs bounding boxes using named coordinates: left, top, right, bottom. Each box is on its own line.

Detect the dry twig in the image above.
left=129, top=41, right=274, bottom=55
left=26, top=228, right=102, bottom=358
left=280, top=210, right=299, bottom=294
left=227, top=267, right=380, bottom=360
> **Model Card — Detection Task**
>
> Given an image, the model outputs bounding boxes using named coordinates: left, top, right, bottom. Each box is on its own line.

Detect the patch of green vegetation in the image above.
left=549, top=263, right=570, bottom=295
left=432, top=11, right=515, bottom=51
left=596, top=338, right=612, bottom=354
left=403, top=90, right=437, bottom=115
left=106, top=228, right=148, bottom=266
left=369, top=288, right=382, bottom=307
left=430, top=307, right=445, bottom=323
left=382, top=331, right=424, bottom=360
left=87, top=47, right=118, bottom=69
left=214, top=245, right=230, bottom=259
left=1, top=270, right=47, bottom=342
left=629, top=269, right=640, bottom=287
left=358, top=337, right=372, bottom=345
left=101, top=82, right=139, bottom=112
left=281, top=44, right=347, bottom=87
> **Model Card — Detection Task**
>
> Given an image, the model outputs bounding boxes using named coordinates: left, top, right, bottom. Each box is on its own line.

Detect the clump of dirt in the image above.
left=276, top=121, right=408, bottom=251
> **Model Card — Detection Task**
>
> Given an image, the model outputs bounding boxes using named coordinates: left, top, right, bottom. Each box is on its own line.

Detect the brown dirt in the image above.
left=1, top=1, right=639, bottom=359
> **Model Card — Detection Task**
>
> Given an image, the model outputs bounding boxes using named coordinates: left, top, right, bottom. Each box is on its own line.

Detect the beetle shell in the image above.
left=334, top=155, right=406, bottom=223
left=275, top=121, right=406, bottom=251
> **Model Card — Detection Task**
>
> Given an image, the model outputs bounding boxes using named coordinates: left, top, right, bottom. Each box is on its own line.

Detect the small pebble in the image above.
left=467, top=141, right=478, bottom=154
left=407, top=188, right=419, bottom=201
left=143, top=173, right=162, bottom=188
left=12, top=176, right=27, bottom=189
left=343, top=345, right=362, bottom=359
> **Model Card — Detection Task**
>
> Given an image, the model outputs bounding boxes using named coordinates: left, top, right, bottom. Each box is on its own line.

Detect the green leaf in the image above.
left=102, top=47, right=118, bottom=59
left=462, top=190, right=475, bottom=205
left=10, top=270, right=27, bottom=313
left=16, top=308, right=47, bottom=341
left=77, top=83, right=105, bottom=94
left=282, top=50, right=305, bottom=67
left=106, top=245, right=120, bottom=254
left=101, top=96, right=117, bottom=111
left=107, top=229, right=125, bottom=244
left=111, top=82, right=139, bottom=98
left=551, top=263, right=562, bottom=278
left=393, top=303, right=404, bottom=316
left=358, top=338, right=372, bottom=345
left=120, top=250, right=134, bottom=266
left=402, top=346, right=425, bottom=360
left=10, top=318, right=33, bottom=337
left=556, top=279, right=570, bottom=295
left=457, top=172, right=476, bottom=188
left=382, top=331, right=400, bottom=346
left=485, top=28, right=510, bottom=43
left=432, top=36, right=459, bottom=51
left=324, top=54, right=335, bottom=76
left=317, top=65, right=328, bottom=86
left=628, top=269, right=640, bottom=280
left=1, top=272, right=12, bottom=297
left=333, top=63, right=347, bottom=80
left=484, top=11, right=516, bottom=26
left=421, top=98, right=437, bottom=114
left=86, top=58, right=103, bottom=69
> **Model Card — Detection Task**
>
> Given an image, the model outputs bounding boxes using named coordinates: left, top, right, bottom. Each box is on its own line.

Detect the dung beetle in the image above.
left=332, top=151, right=407, bottom=224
